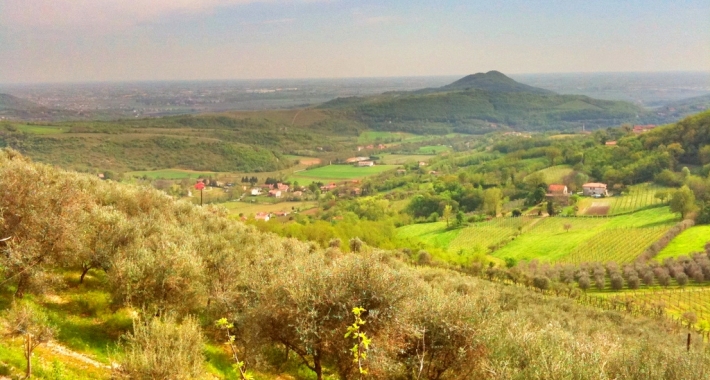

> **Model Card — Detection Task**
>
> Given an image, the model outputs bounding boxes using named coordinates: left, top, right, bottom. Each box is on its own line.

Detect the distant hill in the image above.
left=437, top=70, right=554, bottom=94
left=321, top=71, right=646, bottom=133
left=0, top=93, right=43, bottom=111
left=0, top=93, right=87, bottom=121
left=652, top=93, right=710, bottom=120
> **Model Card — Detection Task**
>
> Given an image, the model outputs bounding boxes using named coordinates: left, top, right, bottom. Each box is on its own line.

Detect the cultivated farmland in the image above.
left=449, top=217, right=536, bottom=254
left=579, top=183, right=668, bottom=215
left=290, top=164, right=398, bottom=183
left=492, top=207, right=678, bottom=263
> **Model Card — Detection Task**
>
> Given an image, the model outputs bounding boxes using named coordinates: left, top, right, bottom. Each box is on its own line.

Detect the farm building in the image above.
left=268, top=189, right=282, bottom=198
left=548, top=184, right=568, bottom=195
left=346, top=156, right=370, bottom=163
left=276, top=183, right=289, bottom=192
left=633, top=125, right=656, bottom=134
left=250, top=188, right=262, bottom=196
left=583, top=183, right=608, bottom=196
left=605, top=141, right=617, bottom=146
left=255, top=212, right=270, bottom=222
left=321, top=183, right=337, bottom=192
left=357, top=161, right=374, bottom=167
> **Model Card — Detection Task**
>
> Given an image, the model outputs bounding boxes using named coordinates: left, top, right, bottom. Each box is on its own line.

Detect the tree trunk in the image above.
left=25, top=333, right=32, bottom=378
left=15, top=274, right=27, bottom=299
left=80, top=265, right=91, bottom=284
left=314, top=351, right=323, bottom=380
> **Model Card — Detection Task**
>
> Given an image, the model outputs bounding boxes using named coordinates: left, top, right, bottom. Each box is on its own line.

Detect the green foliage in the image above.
left=114, top=314, right=205, bottom=380
left=670, top=186, right=698, bottom=218
left=344, top=307, right=370, bottom=376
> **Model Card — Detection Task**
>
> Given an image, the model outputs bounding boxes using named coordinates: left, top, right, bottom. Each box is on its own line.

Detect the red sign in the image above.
left=195, top=182, right=205, bottom=190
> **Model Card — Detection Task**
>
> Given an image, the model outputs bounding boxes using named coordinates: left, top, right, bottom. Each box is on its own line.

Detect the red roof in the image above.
left=583, top=183, right=607, bottom=188
left=548, top=184, right=567, bottom=193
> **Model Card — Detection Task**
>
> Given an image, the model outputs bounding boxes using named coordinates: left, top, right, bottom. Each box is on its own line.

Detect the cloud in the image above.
left=0, top=0, right=316, bottom=30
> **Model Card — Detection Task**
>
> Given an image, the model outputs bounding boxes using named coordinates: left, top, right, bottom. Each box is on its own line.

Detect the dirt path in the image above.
left=46, top=342, right=112, bottom=369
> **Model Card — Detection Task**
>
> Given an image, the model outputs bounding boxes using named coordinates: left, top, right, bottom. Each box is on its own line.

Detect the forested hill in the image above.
left=321, top=71, right=646, bottom=133
left=437, top=70, right=554, bottom=94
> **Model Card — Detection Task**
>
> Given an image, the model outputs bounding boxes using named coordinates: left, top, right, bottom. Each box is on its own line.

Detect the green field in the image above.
left=417, top=145, right=450, bottom=154
left=127, top=169, right=219, bottom=179
left=357, top=131, right=414, bottom=143
left=526, top=165, right=573, bottom=184
left=655, top=225, right=710, bottom=260
left=14, top=124, right=67, bottom=134
left=493, top=208, right=677, bottom=263
left=578, top=183, right=668, bottom=215
left=290, top=164, right=398, bottom=183
left=378, top=154, right=435, bottom=165
left=398, top=207, right=680, bottom=265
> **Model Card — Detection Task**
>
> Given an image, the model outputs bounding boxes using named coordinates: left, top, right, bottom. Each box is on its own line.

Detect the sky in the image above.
left=0, top=0, right=708, bottom=84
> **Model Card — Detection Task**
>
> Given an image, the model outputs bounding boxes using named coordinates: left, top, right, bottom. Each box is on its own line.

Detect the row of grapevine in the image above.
left=449, top=216, right=535, bottom=253
left=562, top=227, right=669, bottom=264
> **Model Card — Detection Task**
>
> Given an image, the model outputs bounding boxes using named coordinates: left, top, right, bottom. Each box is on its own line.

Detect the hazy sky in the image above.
left=1, top=0, right=708, bottom=83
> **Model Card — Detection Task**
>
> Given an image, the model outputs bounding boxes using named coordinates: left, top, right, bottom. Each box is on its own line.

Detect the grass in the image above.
left=377, top=154, right=435, bottom=165
left=655, top=225, right=710, bottom=260
left=526, top=165, right=573, bottom=184
left=14, top=124, right=68, bottom=134
left=127, top=169, right=220, bottom=179
left=290, top=164, right=398, bottom=183
left=417, top=145, right=450, bottom=154
left=357, top=131, right=414, bottom=143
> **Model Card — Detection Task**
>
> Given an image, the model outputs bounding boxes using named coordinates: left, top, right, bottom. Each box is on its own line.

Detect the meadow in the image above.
left=656, top=225, right=710, bottom=260
left=13, top=124, right=67, bottom=134
left=377, top=154, right=435, bottom=165
left=290, top=164, right=398, bottom=183
left=417, top=145, right=450, bottom=154
left=526, top=164, right=573, bottom=184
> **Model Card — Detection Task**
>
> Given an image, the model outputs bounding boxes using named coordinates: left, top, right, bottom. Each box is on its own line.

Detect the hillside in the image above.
left=0, top=93, right=85, bottom=121
left=321, top=71, right=646, bottom=133
left=438, top=70, right=554, bottom=94
left=1, top=148, right=709, bottom=379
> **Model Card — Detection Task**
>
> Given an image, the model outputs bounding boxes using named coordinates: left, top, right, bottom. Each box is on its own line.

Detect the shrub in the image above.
left=114, top=315, right=205, bottom=380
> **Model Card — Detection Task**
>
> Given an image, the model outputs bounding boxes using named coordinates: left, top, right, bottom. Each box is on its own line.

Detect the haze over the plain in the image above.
left=1, top=0, right=709, bottom=84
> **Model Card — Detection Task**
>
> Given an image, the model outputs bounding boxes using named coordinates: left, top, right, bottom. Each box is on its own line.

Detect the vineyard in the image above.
left=579, top=183, right=668, bottom=215
left=449, top=216, right=536, bottom=254
left=563, top=227, right=670, bottom=264
left=493, top=207, right=678, bottom=263
left=600, top=288, right=710, bottom=325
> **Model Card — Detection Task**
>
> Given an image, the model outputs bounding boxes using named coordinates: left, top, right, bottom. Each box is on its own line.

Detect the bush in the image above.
left=114, top=315, right=205, bottom=380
